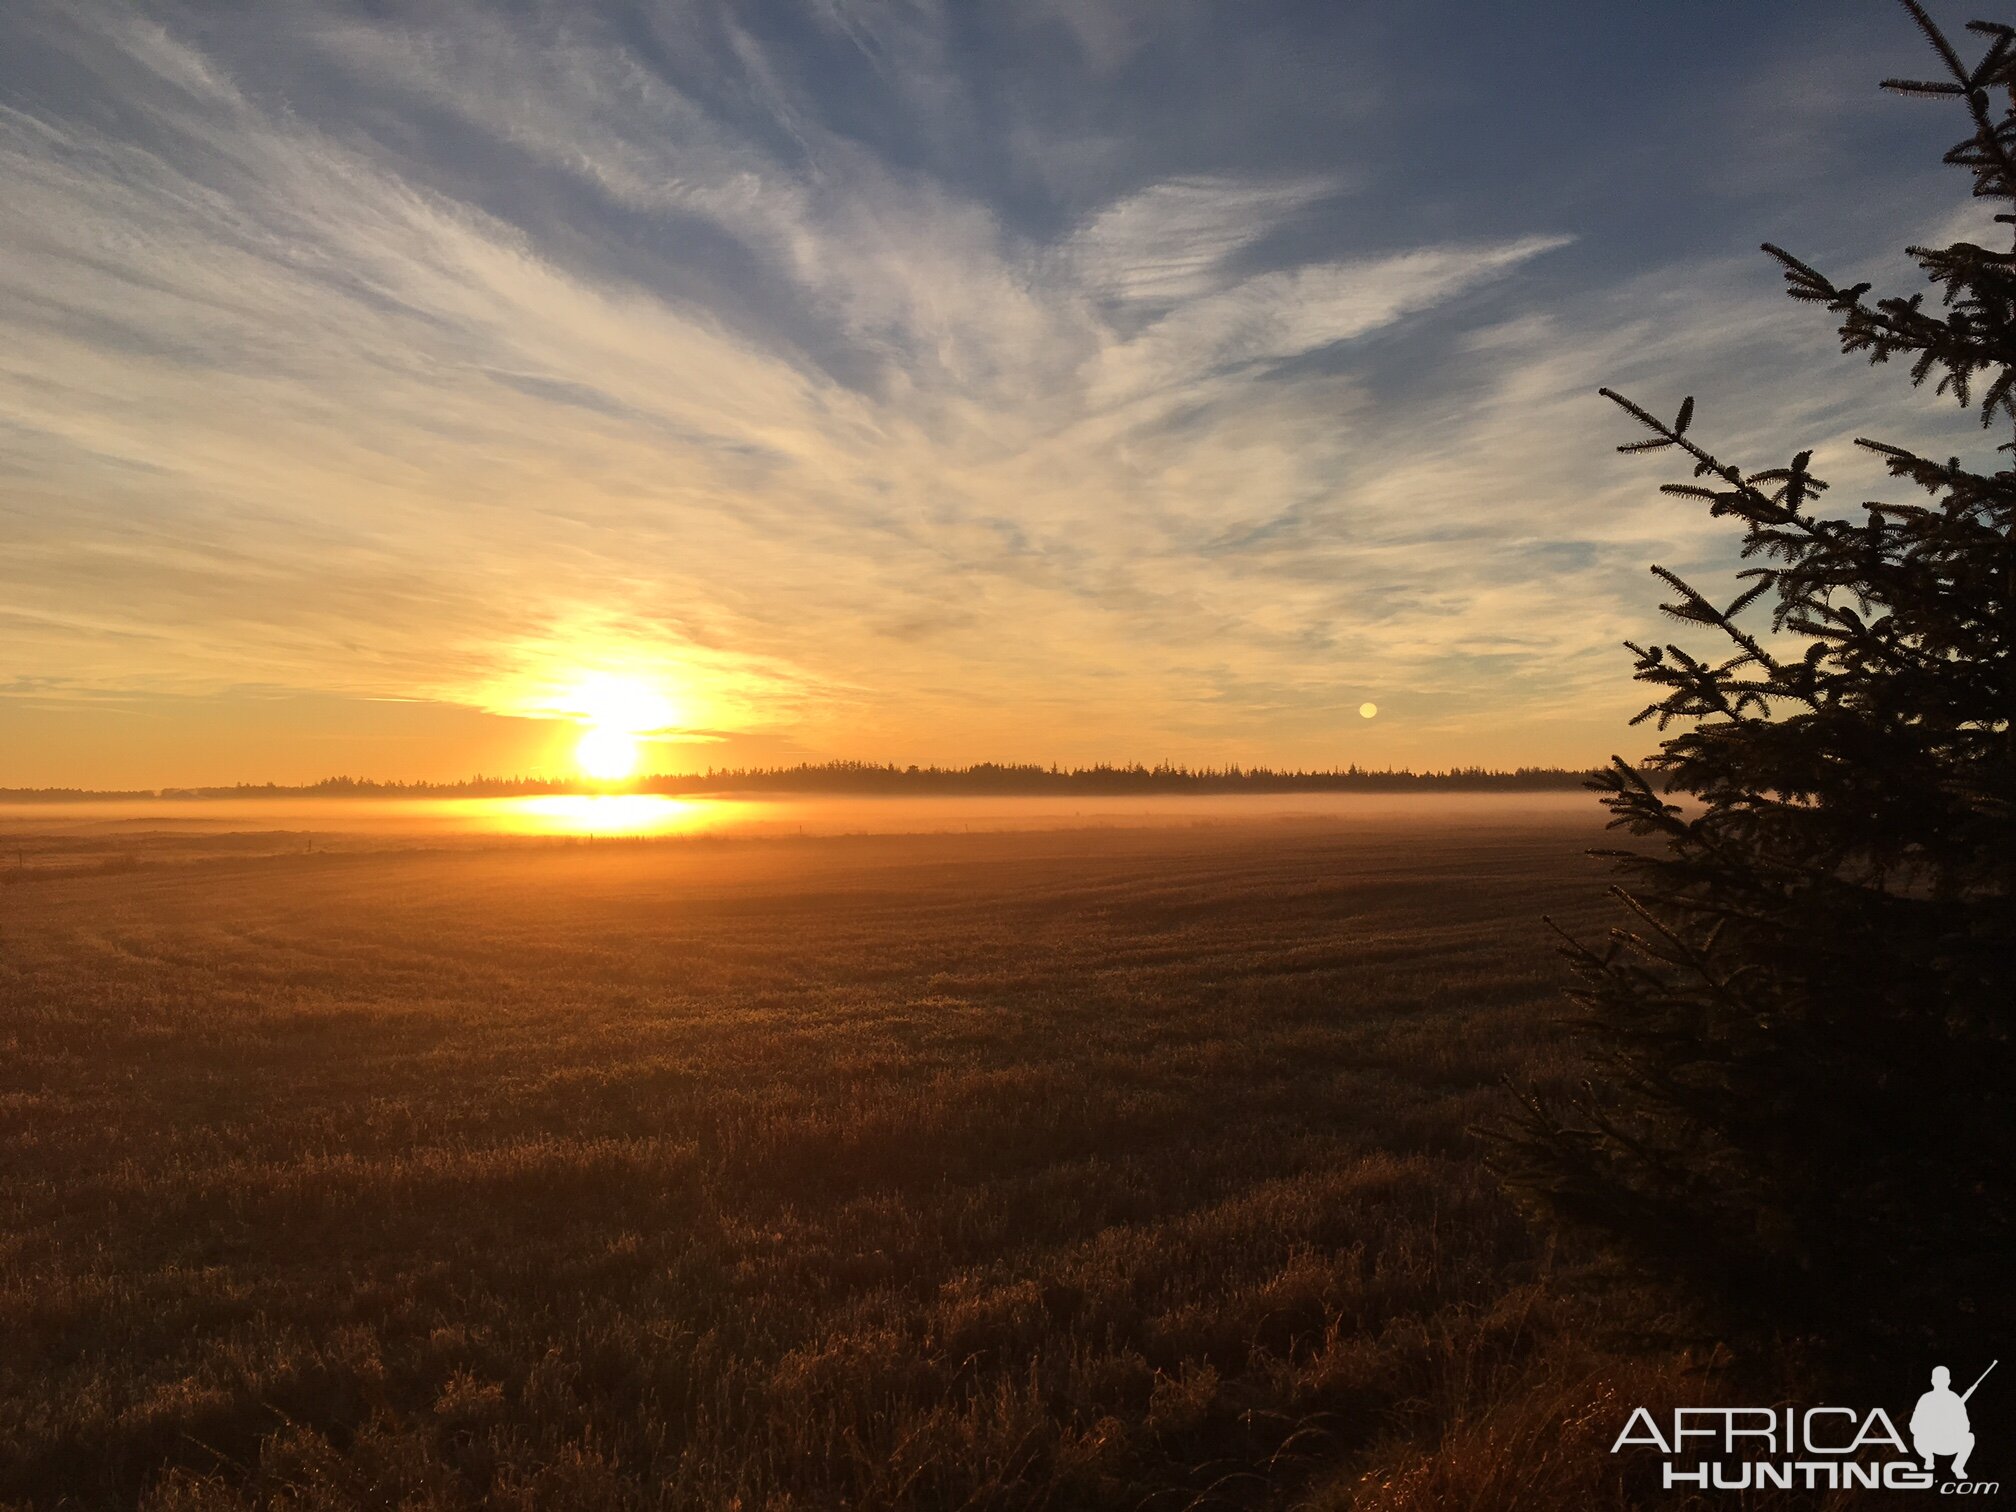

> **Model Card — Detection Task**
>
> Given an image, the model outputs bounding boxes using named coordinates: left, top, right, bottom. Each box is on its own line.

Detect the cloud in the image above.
left=0, top=1, right=1983, bottom=779
left=1090, top=235, right=1572, bottom=410
left=1070, top=176, right=1344, bottom=306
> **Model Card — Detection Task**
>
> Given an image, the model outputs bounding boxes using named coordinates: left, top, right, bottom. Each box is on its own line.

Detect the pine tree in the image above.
left=1492, top=3, right=2015, bottom=1361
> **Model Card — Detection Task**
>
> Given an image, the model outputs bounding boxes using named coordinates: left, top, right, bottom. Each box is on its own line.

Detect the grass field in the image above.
left=1, top=812, right=1743, bottom=1509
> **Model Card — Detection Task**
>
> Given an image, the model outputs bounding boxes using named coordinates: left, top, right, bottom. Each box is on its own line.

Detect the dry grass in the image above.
left=0, top=815, right=1770, bottom=1508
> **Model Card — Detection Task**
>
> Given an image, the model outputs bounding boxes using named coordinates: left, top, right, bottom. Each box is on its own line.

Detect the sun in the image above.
left=559, top=674, right=677, bottom=782
left=575, top=725, right=640, bottom=781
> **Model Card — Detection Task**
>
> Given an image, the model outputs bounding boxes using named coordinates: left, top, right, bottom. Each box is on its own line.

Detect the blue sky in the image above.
left=0, top=0, right=1997, bottom=784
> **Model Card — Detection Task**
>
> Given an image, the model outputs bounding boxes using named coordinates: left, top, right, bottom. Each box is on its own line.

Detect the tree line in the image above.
left=1, top=761, right=1594, bottom=802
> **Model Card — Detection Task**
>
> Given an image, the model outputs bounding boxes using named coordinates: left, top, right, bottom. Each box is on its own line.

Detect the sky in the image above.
left=0, top=0, right=1999, bottom=787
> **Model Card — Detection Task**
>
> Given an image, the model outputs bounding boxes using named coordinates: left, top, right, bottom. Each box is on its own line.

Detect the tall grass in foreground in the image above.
left=0, top=821, right=1834, bottom=1508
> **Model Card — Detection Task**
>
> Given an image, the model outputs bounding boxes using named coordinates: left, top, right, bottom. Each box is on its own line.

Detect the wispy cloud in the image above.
left=1090, top=236, right=1571, bottom=410
left=1071, top=176, right=1344, bottom=306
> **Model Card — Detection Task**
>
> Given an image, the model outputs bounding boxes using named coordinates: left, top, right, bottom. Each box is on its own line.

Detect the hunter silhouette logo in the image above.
left=1914, top=1361, right=1994, bottom=1481
left=1612, top=1359, right=2001, bottom=1493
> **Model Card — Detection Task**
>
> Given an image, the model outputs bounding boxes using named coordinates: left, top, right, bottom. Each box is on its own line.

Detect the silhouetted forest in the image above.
left=0, top=760, right=1593, bottom=803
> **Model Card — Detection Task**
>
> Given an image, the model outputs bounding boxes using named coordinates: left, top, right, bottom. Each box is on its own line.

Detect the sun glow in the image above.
left=575, top=725, right=640, bottom=780
left=569, top=673, right=678, bottom=734
left=560, top=673, right=678, bottom=782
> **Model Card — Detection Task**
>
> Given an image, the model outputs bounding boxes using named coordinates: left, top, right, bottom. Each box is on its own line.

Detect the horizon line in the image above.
left=0, top=758, right=1615, bottom=802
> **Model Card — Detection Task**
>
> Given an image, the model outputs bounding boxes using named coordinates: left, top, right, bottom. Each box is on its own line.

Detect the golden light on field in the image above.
left=488, top=793, right=711, bottom=835
left=1360, top=702, right=1379, bottom=719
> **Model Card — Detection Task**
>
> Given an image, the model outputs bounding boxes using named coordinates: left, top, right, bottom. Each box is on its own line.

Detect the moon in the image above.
left=1359, top=702, right=1378, bottom=719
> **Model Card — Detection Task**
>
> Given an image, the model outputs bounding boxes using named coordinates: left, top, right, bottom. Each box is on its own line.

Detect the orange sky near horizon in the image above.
left=0, top=684, right=1651, bottom=791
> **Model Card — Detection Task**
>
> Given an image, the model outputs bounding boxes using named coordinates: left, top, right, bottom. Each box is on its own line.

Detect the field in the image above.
left=1, top=811, right=1734, bottom=1509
